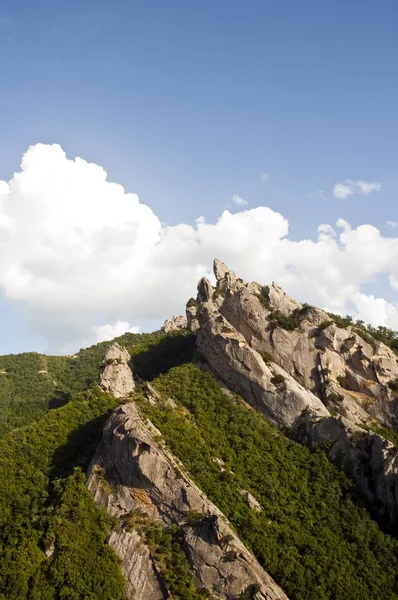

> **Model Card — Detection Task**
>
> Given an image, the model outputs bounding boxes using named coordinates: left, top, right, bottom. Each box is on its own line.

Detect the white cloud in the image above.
left=387, top=221, right=398, bottom=228
left=333, top=179, right=381, bottom=199
left=260, top=172, right=269, bottom=181
left=0, top=143, right=398, bottom=352
left=93, top=321, right=139, bottom=342
left=232, top=194, right=248, bottom=206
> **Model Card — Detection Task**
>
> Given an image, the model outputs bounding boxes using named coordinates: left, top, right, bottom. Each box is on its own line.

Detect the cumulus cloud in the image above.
left=93, top=321, right=139, bottom=342
left=387, top=221, right=398, bottom=228
left=333, top=179, right=382, bottom=199
left=232, top=194, right=248, bottom=206
left=0, top=143, right=398, bottom=352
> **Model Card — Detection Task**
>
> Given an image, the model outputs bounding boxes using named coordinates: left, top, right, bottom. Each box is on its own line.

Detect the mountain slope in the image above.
left=1, top=260, right=398, bottom=600
left=0, top=386, right=125, bottom=600
left=130, top=364, right=398, bottom=600
left=187, top=259, right=398, bottom=529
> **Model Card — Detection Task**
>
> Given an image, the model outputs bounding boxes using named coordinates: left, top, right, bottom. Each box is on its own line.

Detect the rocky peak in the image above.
left=100, top=342, right=134, bottom=399
left=213, top=258, right=230, bottom=281
left=197, top=277, right=214, bottom=303
left=188, top=259, right=398, bottom=528
left=264, top=282, right=302, bottom=315
left=161, top=314, right=187, bottom=333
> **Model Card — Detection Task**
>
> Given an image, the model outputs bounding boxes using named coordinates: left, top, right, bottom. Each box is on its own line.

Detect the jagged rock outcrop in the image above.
left=100, top=342, right=134, bottom=398
left=192, top=268, right=329, bottom=430
left=200, top=260, right=398, bottom=431
left=161, top=314, right=187, bottom=333
left=87, top=403, right=289, bottom=600
left=187, top=259, right=398, bottom=528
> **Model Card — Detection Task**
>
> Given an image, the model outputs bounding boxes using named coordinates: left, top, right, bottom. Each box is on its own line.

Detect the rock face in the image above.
left=161, top=314, right=187, bottom=333
left=87, top=403, right=289, bottom=600
left=100, top=343, right=134, bottom=398
left=240, top=489, right=262, bottom=512
left=187, top=259, right=398, bottom=528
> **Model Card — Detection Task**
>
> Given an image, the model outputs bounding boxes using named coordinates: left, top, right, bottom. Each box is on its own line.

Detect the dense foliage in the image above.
left=116, top=329, right=195, bottom=381
left=0, top=344, right=109, bottom=437
left=137, top=364, right=398, bottom=600
left=0, top=386, right=125, bottom=600
left=0, top=330, right=194, bottom=437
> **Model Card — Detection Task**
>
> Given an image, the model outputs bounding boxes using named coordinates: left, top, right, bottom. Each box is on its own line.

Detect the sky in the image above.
left=0, top=0, right=398, bottom=354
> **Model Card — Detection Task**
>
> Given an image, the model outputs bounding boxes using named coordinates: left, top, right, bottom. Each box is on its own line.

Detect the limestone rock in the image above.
left=161, top=314, right=187, bottom=333
left=100, top=342, right=134, bottom=398
left=240, top=489, right=262, bottom=512
left=264, top=282, right=302, bottom=316
left=190, top=259, right=398, bottom=527
left=186, top=302, right=200, bottom=332
left=87, top=403, right=289, bottom=600
left=193, top=260, right=398, bottom=432
left=195, top=301, right=329, bottom=429
left=106, top=530, right=164, bottom=600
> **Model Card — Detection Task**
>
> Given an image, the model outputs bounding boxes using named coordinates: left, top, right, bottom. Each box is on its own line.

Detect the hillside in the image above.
left=0, top=259, right=398, bottom=599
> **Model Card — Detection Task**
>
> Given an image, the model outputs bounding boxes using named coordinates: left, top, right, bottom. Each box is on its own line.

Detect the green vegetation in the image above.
left=1, top=327, right=398, bottom=600
left=359, top=422, right=398, bottom=447
left=255, top=292, right=271, bottom=310
left=116, top=330, right=195, bottom=381
left=327, top=313, right=398, bottom=354
left=270, top=373, right=286, bottom=388
left=0, top=343, right=110, bottom=437
left=121, top=510, right=210, bottom=600
left=136, top=364, right=398, bottom=600
left=0, top=386, right=125, bottom=600
left=269, top=304, right=310, bottom=331
left=0, top=330, right=194, bottom=437
left=259, top=350, right=273, bottom=364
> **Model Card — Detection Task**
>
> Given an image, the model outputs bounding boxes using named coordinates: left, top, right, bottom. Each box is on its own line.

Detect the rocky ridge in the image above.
left=87, top=401, right=288, bottom=600
left=185, top=259, right=398, bottom=528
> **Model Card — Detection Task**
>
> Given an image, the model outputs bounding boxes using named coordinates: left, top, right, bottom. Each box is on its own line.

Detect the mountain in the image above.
left=0, top=259, right=398, bottom=600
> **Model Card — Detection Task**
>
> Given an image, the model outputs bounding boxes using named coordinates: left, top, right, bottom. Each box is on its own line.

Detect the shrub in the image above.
left=260, top=350, right=273, bottom=364
left=255, top=293, right=270, bottom=310
left=271, top=374, right=286, bottom=387
left=318, top=320, right=334, bottom=330
left=327, top=392, right=344, bottom=404
left=337, top=375, right=347, bottom=388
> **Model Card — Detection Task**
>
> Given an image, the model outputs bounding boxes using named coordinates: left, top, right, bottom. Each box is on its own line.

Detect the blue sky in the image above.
left=1, top=1, right=398, bottom=354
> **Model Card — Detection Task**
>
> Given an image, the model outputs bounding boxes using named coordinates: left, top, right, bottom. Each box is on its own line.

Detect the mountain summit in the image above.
left=1, top=258, right=398, bottom=600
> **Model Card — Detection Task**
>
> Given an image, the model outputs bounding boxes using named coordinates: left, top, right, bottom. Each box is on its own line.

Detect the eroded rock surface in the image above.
left=100, top=342, right=134, bottom=398
left=87, top=403, right=289, bottom=600
left=187, top=259, right=398, bottom=527
left=162, top=314, right=188, bottom=333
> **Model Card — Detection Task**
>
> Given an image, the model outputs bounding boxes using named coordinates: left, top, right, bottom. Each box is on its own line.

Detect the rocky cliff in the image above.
left=186, top=259, right=398, bottom=528
left=100, top=342, right=135, bottom=398
left=87, top=401, right=288, bottom=600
